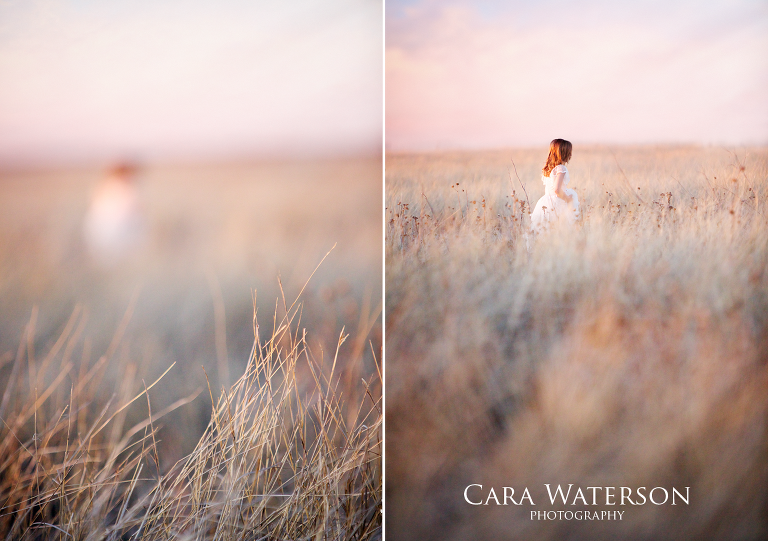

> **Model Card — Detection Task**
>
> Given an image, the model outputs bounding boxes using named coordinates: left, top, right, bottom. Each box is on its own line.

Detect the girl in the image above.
left=530, top=138, right=579, bottom=234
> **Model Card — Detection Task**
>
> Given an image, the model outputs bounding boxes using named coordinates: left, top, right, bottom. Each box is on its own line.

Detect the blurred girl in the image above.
left=83, top=163, right=145, bottom=264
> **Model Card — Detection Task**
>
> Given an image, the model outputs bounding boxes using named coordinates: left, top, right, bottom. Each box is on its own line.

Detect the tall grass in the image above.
left=0, top=158, right=383, bottom=468
left=386, top=146, right=768, bottom=540
left=0, top=293, right=381, bottom=539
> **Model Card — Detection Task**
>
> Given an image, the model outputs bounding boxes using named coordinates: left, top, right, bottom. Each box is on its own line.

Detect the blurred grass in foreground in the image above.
left=386, top=146, right=768, bottom=540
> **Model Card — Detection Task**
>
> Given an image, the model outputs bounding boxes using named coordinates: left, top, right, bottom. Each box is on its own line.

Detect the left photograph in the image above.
left=0, top=1, right=382, bottom=539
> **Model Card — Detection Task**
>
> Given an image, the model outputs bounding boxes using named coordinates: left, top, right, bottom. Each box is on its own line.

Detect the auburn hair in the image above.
left=542, top=139, right=572, bottom=176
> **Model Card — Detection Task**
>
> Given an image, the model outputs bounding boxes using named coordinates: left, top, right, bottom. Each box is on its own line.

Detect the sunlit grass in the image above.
left=385, top=145, right=768, bottom=540
left=0, top=291, right=382, bottom=540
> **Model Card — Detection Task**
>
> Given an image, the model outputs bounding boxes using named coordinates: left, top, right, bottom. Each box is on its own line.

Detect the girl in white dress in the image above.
left=83, top=163, right=145, bottom=264
left=530, top=138, right=579, bottom=234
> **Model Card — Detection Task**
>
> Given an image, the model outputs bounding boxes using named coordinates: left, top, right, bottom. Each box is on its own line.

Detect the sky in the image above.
left=386, top=0, right=768, bottom=151
left=0, top=0, right=383, bottom=166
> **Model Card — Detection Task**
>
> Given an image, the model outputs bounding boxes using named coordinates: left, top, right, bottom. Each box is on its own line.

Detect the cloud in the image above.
left=0, top=0, right=383, bottom=164
left=386, top=0, right=768, bottom=149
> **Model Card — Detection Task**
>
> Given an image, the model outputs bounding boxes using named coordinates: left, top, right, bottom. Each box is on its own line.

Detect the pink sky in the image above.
left=386, top=0, right=768, bottom=150
left=0, top=0, right=382, bottom=166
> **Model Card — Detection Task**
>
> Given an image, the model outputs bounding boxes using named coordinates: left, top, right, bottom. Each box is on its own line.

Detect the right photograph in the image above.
left=385, top=1, right=768, bottom=539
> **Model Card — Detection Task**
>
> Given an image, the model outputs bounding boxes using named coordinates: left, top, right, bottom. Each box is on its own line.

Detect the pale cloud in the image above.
left=0, top=0, right=382, bottom=164
left=386, top=0, right=768, bottom=150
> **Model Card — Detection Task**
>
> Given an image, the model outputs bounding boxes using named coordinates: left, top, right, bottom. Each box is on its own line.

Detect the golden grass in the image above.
left=0, top=292, right=381, bottom=539
left=0, top=158, right=383, bottom=538
left=385, top=145, right=768, bottom=540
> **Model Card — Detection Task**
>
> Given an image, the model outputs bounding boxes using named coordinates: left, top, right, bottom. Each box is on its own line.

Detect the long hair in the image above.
left=542, top=139, right=573, bottom=176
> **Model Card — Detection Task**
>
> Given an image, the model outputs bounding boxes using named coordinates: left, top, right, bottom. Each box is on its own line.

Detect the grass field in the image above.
left=385, top=145, right=768, bottom=540
left=0, top=157, right=382, bottom=539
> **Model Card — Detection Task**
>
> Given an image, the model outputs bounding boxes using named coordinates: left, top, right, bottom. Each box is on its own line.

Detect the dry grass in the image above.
left=0, top=289, right=381, bottom=540
left=385, top=145, right=768, bottom=540
left=0, top=157, right=382, bottom=540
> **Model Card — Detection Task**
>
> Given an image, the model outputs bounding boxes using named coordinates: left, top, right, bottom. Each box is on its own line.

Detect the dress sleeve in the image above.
left=553, top=164, right=567, bottom=174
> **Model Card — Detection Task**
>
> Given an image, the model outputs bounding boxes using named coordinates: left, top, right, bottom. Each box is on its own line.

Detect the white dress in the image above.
left=83, top=174, right=144, bottom=264
left=530, top=164, right=579, bottom=234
